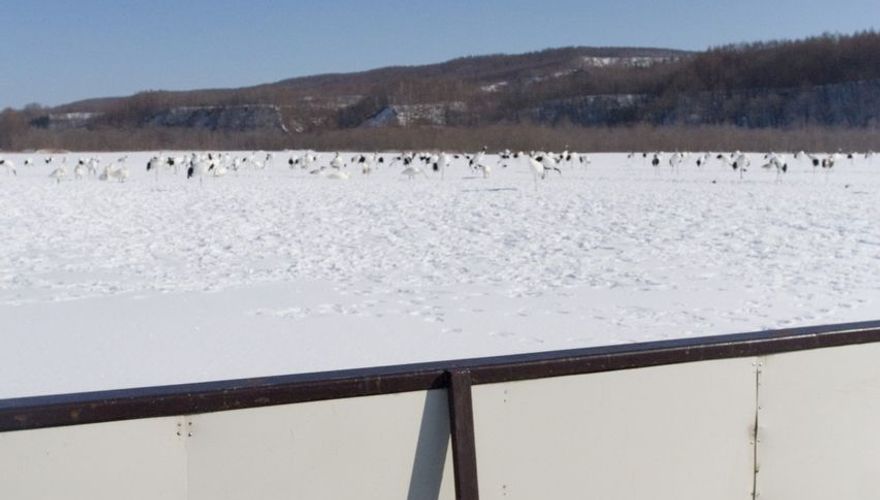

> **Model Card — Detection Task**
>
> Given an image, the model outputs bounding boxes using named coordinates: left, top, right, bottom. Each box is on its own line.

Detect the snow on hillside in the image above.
left=1, top=151, right=878, bottom=398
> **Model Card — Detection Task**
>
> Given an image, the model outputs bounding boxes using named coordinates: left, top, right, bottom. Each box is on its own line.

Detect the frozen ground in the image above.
left=1, top=151, right=878, bottom=398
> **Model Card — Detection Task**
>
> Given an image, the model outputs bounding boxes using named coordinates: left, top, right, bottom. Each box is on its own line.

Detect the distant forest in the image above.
left=2, top=31, right=880, bottom=152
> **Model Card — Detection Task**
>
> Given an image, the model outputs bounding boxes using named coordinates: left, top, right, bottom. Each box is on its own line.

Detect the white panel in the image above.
left=0, top=416, right=186, bottom=500
left=186, top=389, right=454, bottom=500
left=757, top=343, right=880, bottom=500
left=472, top=358, right=757, bottom=500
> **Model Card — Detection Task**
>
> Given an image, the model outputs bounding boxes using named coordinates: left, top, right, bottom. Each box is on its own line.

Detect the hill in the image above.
left=2, top=31, right=879, bottom=151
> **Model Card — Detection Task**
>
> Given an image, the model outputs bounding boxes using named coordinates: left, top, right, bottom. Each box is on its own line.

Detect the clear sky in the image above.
left=1, top=0, right=877, bottom=109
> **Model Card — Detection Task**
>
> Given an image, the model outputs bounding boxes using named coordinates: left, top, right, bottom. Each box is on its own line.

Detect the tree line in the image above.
left=1, top=31, right=879, bottom=152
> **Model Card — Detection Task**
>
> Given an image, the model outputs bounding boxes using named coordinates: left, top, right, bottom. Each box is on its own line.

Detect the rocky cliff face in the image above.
left=29, top=80, right=880, bottom=133
left=145, top=105, right=287, bottom=132
left=363, top=102, right=468, bottom=127
left=31, top=112, right=103, bottom=130
left=531, top=94, right=647, bottom=126
left=531, top=79, right=880, bottom=128
left=650, top=79, right=880, bottom=127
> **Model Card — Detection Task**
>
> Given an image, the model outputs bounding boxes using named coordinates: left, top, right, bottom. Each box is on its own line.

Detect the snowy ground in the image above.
left=1, top=151, right=878, bottom=398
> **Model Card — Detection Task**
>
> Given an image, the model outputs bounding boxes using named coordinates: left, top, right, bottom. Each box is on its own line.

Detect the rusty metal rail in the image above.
left=3, top=320, right=879, bottom=433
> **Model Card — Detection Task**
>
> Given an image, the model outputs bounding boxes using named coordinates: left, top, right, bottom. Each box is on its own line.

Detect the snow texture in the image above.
left=1, top=151, right=878, bottom=398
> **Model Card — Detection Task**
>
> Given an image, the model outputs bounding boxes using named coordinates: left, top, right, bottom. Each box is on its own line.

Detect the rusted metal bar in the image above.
left=447, top=369, right=480, bottom=500
left=0, top=368, right=449, bottom=432
left=2, top=320, right=879, bottom=432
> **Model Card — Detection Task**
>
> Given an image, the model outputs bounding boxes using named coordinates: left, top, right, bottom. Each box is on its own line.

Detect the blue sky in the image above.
left=1, top=0, right=877, bottom=109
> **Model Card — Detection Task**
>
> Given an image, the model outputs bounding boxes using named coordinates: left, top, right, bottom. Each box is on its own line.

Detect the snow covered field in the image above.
left=1, top=151, right=878, bottom=398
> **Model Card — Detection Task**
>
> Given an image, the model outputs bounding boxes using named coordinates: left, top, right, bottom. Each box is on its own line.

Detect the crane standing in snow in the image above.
left=527, top=156, right=544, bottom=191
left=717, top=152, right=750, bottom=179
left=0, top=159, right=16, bottom=176
left=49, top=163, right=67, bottom=184
left=761, top=153, right=788, bottom=181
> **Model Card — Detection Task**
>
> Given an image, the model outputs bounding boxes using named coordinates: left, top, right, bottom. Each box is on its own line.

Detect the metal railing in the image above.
left=2, top=319, right=880, bottom=500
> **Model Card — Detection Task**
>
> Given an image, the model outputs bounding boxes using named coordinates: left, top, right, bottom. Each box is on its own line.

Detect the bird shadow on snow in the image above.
left=459, top=175, right=501, bottom=181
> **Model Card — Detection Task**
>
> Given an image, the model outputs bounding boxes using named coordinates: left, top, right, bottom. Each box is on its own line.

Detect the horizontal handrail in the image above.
left=2, top=319, right=879, bottom=432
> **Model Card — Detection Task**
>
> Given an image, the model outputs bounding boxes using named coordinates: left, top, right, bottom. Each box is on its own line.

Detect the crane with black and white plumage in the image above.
left=717, top=152, right=750, bottom=179
left=761, top=153, right=788, bottom=180
left=357, top=153, right=378, bottom=175
left=650, top=152, right=662, bottom=175
left=49, top=160, right=67, bottom=184
left=187, top=153, right=212, bottom=185
left=578, top=153, right=591, bottom=168
left=329, top=152, right=345, bottom=171
left=527, top=155, right=544, bottom=191
left=668, top=152, right=686, bottom=173
left=401, top=162, right=428, bottom=180
left=100, top=162, right=129, bottom=182
left=0, top=158, right=16, bottom=176
left=695, top=152, right=711, bottom=167
left=146, top=156, right=164, bottom=181
left=73, top=159, right=87, bottom=180
left=438, top=152, right=450, bottom=180
left=289, top=151, right=317, bottom=171
left=535, top=152, right=562, bottom=177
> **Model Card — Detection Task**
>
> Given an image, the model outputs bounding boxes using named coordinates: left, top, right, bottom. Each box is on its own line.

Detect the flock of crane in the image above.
left=0, top=156, right=132, bottom=183
left=635, top=150, right=875, bottom=180
left=0, top=148, right=874, bottom=187
left=0, top=149, right=593, bottom=188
